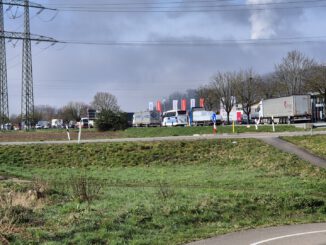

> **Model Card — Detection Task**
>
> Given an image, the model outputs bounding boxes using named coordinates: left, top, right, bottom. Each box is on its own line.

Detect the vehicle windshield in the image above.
left=164, top=112, right=176, bottom=117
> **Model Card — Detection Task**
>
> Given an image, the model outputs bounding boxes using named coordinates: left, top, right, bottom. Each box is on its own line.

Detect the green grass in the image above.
left=282, top=135, right=326, bottom=159
left=0, top=139, right=326, bottom=244
left=0, top=125, right=305, bottom=142
left=122, top=125, right=303, bottom=138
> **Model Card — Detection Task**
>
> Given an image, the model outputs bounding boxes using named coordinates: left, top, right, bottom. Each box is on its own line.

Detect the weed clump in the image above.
left=156, top=181, right=175, bottom=201
left=69, top=174, right=103, bottom=205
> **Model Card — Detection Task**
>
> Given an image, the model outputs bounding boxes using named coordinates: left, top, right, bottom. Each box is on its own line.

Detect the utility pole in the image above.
left=21, top=0, right=34, bottom=129
left=0, top=1, right=57, bottom=130
left=0, top=0, right=9, bottom=129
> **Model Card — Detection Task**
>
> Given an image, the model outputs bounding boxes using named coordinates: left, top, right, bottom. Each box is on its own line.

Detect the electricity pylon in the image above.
left=0, top=0, right=57, bottom=130
left=21, top=0, right=34, bottom=129
left=0, top=0, right=9, bottom=129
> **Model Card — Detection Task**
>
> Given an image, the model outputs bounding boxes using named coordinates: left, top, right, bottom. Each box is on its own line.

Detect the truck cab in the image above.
left=80, top=118, right=89, bottom=128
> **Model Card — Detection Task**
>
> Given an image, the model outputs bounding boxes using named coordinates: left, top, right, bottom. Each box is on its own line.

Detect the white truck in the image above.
left=51, top=119, right=63, bottom=128
left=190, top=107, right=222, bottom=126
left=132, top=111, right=161, bottom=127
left=256, top=95, right=312, bottom=124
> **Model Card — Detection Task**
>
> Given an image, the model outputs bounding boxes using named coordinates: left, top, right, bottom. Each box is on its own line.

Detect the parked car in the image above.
left=0, top=123, right=13, bottom=130
left=36, top=121, right=50, bottom=129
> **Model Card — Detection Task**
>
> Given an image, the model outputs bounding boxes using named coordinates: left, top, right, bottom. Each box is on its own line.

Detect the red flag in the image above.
left=237, top=112, right=242, bottom=122
left=156, top=101, right=162, bottom=112
left=181, top=99, right=187, bottom=111
left=200, top=98, right=205, bottom=108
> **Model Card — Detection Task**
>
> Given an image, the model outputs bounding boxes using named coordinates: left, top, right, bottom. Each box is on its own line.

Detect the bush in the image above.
left=69, top=175, right=102, bottom=205
left=95, top=110, right=128, bottom=131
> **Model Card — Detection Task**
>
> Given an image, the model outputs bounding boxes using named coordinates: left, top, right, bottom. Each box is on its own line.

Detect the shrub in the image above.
left=69, top=175, right=102, bottom=205
left=95, top=110, right=129, bottom=131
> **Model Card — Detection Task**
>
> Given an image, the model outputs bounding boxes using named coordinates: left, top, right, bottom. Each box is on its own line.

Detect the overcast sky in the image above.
left=5, top=0, right=326, bottom=114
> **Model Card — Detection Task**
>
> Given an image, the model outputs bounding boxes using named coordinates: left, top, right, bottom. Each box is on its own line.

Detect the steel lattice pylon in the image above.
left=21, top=0, right=34, bottom=129
left=0, top=0, right=9, bottom=128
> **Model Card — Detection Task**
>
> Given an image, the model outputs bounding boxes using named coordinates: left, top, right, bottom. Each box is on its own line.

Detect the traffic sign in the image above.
left=211, top=113, right=217, bottom=123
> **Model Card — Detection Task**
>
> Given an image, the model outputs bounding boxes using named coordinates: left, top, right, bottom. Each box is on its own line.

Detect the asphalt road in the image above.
left=186, top=223, right=326, bottom=245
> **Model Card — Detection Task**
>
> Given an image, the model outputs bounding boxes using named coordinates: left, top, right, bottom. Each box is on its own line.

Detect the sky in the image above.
left=4, top=0, right=326, bottom=115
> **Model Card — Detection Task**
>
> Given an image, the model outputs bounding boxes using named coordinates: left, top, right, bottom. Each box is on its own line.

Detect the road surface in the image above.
left=187, top=223, right=326, bottom=245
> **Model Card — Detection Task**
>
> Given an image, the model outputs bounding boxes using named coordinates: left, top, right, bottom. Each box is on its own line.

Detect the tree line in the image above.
left=9, top=50, right=326, bottom=129
left=165, top=50, right=326, bottom=123
left=10, top=92, right=123, bottom=131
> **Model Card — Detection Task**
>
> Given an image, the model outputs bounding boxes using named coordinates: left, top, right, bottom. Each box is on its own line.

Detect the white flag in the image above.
left=190, top=99, right=196, bottom=108
left=149, top=102, right=154, bottom=111
left=173, top=100, right=178, bottom=110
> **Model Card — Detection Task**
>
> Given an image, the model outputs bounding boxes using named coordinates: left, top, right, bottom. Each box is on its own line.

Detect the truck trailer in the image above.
left=132, top=111, right=161, bottom=127
left=190, top=107, right=221, bottom=126
left=256, top=95, right=312, bottom=124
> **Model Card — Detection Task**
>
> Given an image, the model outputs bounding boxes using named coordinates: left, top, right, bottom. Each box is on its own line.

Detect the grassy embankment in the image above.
left=0, top=139, right=325, bottom=244
left=282, top=135, right=326, bottom=159
left=122, top=124, right=302, bottom=138
left=0, top=125, right=304, bottom=142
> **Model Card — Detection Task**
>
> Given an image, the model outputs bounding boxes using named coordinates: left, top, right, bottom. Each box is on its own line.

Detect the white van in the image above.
left=80, top=118, right=89, bottom=128
left=162, top=110, right=187, bottom=127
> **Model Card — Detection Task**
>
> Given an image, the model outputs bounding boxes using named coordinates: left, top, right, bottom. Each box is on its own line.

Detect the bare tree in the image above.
left=33, top=105, right=57, bottom=122
left=59, top=102, right=89, bottom=122
left=91, top=92, right=120, bottom=113
left=197, top=85, right=219, bottom=111
left=9, top=114, right=20, bottom=125
left=211, top=72, right=238, bottom=124
left=260, top=73, right=284, bottom=99
left=275, top=50, right=316, bottom=95
left=305, top=64, right=326, bottom=121
left=235, top=70, right=261, bottom=124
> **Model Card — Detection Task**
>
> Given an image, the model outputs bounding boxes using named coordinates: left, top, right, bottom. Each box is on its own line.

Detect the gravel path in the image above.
left=261, top=137, right=326, bottom=168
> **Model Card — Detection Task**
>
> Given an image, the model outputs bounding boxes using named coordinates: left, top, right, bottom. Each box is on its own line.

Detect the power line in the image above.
left=59, top=35, right=326, bottom=46
left=46, top=0, right=326, bottom=12
left=3, top=0, right=56, bottom=11
left=44, top=0, right=234, bottom=7
left=4, top=34, right=326, bottom=47
left=44, top=0, right=324, bottom=8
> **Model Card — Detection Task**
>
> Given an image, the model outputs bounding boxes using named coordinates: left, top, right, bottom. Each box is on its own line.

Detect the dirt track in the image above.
left=0, top=130, right=121, bottom=142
